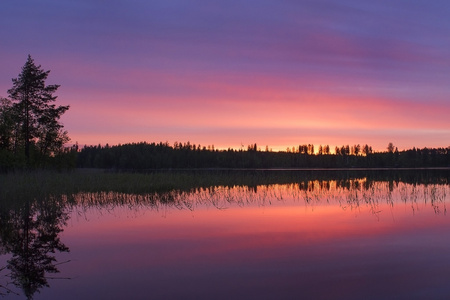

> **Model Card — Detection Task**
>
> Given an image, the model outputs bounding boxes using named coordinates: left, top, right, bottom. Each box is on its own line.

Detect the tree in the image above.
left=387, top=142, right=395, bottom=153
left=354, top=144, right=361, bottom=156
left=308, top=144, right=314, bottom=155
left=7, top=55, right=69, bottom=164
left=335, top=146, right=341, bottom=155
left=362, top=144, right=371, bottom=156
left=0, top=97, right=15, bottom=150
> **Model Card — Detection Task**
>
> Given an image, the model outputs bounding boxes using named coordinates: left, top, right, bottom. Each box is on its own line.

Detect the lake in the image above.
left=1, top=169, right=449, bottom=299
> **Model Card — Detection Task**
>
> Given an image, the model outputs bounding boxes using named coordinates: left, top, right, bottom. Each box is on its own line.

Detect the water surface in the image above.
left=1, top=170, right=449, bottom=299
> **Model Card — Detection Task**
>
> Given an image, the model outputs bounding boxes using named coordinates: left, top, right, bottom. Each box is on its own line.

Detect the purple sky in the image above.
left=1, top=0, right=449, bottom=151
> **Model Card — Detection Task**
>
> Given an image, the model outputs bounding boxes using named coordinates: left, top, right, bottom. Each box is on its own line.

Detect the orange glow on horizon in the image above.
left=55, top=59, right=449, bottom=152
left=64, top=90, right=449, bottom=152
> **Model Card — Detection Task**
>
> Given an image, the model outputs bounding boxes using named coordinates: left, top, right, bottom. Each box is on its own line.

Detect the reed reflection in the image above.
left=71, top=177, right=449, bottom=219
left=0, top=198, right=70, bottom=299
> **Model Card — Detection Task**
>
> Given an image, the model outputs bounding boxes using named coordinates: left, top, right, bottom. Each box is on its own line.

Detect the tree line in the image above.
left=76, top=141, right=450, bottom=170
left=1, top=57, right=449, bottom=171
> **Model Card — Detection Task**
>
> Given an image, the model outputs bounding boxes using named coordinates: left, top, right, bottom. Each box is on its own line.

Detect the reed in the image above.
left=1, top=168, right=448, bottom=202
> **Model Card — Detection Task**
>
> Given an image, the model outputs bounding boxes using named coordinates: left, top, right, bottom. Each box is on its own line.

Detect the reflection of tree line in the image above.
left=0, top=171, right=448, bottom=298
left=0, top=198, right=69, bottom=299
left=70, top=177, right=449, bottom=217
left=2, top=169, right=448, bottom=204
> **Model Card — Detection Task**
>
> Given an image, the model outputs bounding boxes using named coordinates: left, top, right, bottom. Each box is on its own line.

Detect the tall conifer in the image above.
left=7, top=55, right=69, bottom=164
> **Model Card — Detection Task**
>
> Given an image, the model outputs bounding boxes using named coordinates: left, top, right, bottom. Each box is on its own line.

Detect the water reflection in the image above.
left=0, top=198, right=70, bottom=299
left=70, top=178, right=449, bottom=219
left=65, top=172, right=450, bottom=300
left=0, top=170, right=449, bottom=299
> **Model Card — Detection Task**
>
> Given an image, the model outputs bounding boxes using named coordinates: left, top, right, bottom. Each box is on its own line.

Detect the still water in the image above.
left=1, top=170, right=450, bottom=299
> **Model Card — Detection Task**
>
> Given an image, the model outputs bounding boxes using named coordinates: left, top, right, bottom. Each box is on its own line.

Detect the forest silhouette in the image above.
left=76, top=141, right=450, bottom=170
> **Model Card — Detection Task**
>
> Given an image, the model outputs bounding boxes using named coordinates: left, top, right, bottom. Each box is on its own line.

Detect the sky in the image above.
left=1, top=0, right=449, bottom=152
